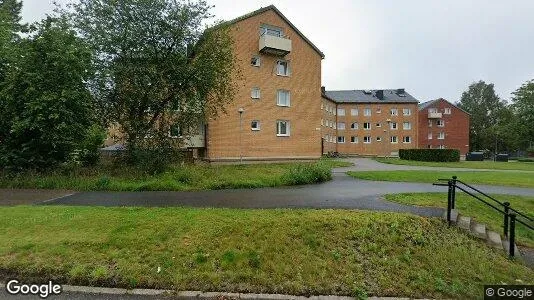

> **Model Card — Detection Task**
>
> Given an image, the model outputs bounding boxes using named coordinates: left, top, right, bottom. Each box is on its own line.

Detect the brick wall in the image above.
left=417, top=99, right=470, bottom=155
left=206, top=9, right=323, bottom=160
left=321, top=96, right=338, bottom=154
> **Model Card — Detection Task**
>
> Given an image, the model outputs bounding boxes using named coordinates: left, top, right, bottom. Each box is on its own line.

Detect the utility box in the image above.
left=466, top=152, right=484, bottom=161
left=496, top=153, right=509, bottom=162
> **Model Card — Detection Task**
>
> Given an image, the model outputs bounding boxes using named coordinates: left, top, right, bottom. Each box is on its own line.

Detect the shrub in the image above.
left=399, top=149, right=460, bottom=162
left=281, top=162, right=332, bottom=185
left=527, top=148, right=534, bottom=158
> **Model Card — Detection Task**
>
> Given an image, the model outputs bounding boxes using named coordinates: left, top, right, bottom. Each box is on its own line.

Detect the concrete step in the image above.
left=502, top=239, right=522, bottom=260
left=457, top=216, right=471, bottom=231
left=471, top=222, right=486, bottom=239
left=486, top=231, right=503, bottom=249
left=442, top=209, right=459, bottom=223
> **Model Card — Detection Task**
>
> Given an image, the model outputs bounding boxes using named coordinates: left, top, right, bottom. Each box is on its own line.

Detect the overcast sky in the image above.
left=21, top=0, right=534, bottom=103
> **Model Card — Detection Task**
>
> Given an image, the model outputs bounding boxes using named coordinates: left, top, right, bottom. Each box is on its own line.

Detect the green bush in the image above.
left=527, top=148, right=534, bottom=158
left=281, top=162, right=332, bottom=185
left=399, top=149, right=460, bottom=162
left=518, top=158, right=534, bottom=163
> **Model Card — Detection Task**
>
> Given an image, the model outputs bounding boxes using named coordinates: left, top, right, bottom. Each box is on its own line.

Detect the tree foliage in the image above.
left=510, top=79, right=534, bottom=149
left=64, top=0, right=238, bottom=164
left=0, top=17, right=98, bottom=170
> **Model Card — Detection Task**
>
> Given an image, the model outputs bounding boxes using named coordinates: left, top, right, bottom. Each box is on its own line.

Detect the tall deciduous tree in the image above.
left=65, top=0, right=238, bottom=164
left=457, top=81, right=508, bottom=151
left=511, top=79, right=534, bottom=149
left=0, top=0, right=24, bottom=81
left=0, top=17, right=96, bottom=170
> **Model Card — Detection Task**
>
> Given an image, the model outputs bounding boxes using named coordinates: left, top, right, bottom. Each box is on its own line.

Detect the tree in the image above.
left=0, top=17, right=97, bottom=170
left=457, top=81, right=508, bottom=152
left=0, top=0, right=24, bottom=81
left=64, top=0, right=238, bottom=165
left=510, top=79, right=534, bottom=150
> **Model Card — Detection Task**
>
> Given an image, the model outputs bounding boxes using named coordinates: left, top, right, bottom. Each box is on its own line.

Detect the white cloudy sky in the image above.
left=21, top=0, right=534, bottom=103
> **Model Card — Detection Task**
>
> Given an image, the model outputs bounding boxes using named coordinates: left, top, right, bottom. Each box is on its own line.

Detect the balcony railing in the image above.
left=259, top=33, right=291, bottom=56
left=428, top=112, right=443, bottom=118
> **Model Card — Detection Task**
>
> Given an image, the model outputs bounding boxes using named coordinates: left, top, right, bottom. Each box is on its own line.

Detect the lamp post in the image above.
left=385, top=118, right=392, bottom=158
left=238, top=107, right=244, bottom=163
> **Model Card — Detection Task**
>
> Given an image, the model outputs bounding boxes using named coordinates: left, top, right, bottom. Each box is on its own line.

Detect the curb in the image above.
left=0, top=283, right=413, bottom=299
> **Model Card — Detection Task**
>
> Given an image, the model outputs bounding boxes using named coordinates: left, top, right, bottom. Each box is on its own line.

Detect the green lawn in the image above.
left=0, top=207, right=532, bottom=298
left=385, top=193, right=534, bottom=247
left=0, top=159, right=352, bottom=191
left=347, top=170, right=534, bottom=188
left=375, top=158, right=534, bottom=171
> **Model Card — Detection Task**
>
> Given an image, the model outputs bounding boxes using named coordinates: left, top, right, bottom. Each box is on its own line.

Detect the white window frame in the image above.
left=428, top=133, right=433, bottom=140
left=444, top=108, right=452, bottom=115
left=428, top=119, right=433, bottom=127
left=350, top=136, right=359, bottom=143
left=260, top=25, right=283, bottom=37
left=438, top=132, right=445, bottom=140
left=439, top=145, right=445, bottom=149
left=364, top=108, right=371, bottom=116
left=351, top=108, right=359, bottom=116
left=364, top=136, right=371, bottom=144
left=337, top=122, right=346, bottom=130
left=403, top=122, right=411, bottom=130
left=337, top=136, right=345, bottom=143
left=351, top=122, right=358, bottom=130
left=276, top=60, right=290, bottom=76
left=276, top=90, right=290, bottom=107
left=251, top=87, right=261, bottom=99
left=251, top=120, right=261, bottom=131
left=390, top=122, right=398, bottom=130
left=276, top=120, right=290, bottom=136
left=376, top=136, right=382, bottom=142
left=251, top=55, right=261, bottom=67
left=390, top=108, right=398, bottom=116
left=363, top=122, right=371, bottom=130
left=390, top=136, right=398, bottom=143
left=403, top=108, right=411, bottom=116
left=376, top=123, right=382, bottom=128
left=337, top=108, right=345, bottom=116
left=403, top=136, right=412, bottom=144
left=429, top=108, right=438, bottom=113
left=437, top=119, right=445, bottom=127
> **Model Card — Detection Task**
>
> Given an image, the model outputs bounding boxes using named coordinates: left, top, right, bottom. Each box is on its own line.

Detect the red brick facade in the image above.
left=417, top=98, right=470, bottom=155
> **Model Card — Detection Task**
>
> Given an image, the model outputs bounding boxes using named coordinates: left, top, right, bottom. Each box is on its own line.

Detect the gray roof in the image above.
left=221, top=5, right=325, bottom=59
left=418, top=98, right=471, bottom=115
left=324, top=89, right=419, bottom=104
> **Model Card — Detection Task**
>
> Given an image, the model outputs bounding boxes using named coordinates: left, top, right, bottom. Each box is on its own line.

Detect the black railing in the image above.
left=433, top=176, right=534, bottom=258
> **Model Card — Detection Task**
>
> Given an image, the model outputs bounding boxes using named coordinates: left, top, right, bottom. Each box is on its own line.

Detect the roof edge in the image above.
left=420, top=98, right=471, bottom=115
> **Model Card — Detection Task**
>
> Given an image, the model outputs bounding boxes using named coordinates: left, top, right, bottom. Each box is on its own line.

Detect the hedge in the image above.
left=399, top=149, right=460, bottom=162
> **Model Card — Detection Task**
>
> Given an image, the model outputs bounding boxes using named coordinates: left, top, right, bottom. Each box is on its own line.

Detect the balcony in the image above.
left=259, top=33, right=291, bottom=56
left=428, top=112, right=443, bottom=119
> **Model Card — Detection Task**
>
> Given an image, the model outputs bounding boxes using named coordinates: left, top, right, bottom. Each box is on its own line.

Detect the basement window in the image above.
left=251, top=55, right=261, bottom=67
left=251, top=120, right=260, bottom=131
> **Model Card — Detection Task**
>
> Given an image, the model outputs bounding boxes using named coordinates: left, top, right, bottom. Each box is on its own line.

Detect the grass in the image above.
left=347, top=170, right=534, bottom=188
left=0, top=159, right=352, bottom=191
left=374, top=158, right=534, bottom=171
left=0, top=206, right=532, bottom=298
left=385, top=193, right=534, bottom=247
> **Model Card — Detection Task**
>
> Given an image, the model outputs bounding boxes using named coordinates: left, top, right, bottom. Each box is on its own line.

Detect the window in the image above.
left=390, top=136, right=398, bottom=143
left=337, top=122, right=346, bottom=130
left=376, top=107, right=382, bottom=114
left=403, top=122, right=411, bottom=130
left=375, top=123, right=381, bottom=128
left=350, top=122, right=358, bottom=129
left=364, top=136, right=371, bottom=144
left=429, top=108, right=438, bottom=113
left=337, top=136, right=345, bottom=143
left=321, top=103, right=324, bottom=110
left=364, top=108, right=371, bottom=116
left=437, top=119, right=445, bottom=127
left=438, top=132, right=445, bottom=139
left=444, top=108, right=452, bottom=114
left=320, top=119, right=324, bottom=126
left=428, top=119, right=433, bottom=127
left=438, top=145, right=445, bottom=149
left=169, top=124, right=181, bottom=138
left=251, top=87, right=261, bottom=99
left=251, top=55, right=261, bottom=67
left=428, top=133, right=433, bottom=140
left=376, top=136, right=382, bottom=142
left=351, top=136, right=358, bottom=143
left=403, top=108, right=411, bottom=116
left=276, top=120, right=290, bottom=136
left=329, top=121, right=333, bottom=128
left=276, top=60, right=290, bottom=76
left=390, top=122, right=398, bottom=130
left=337, top=108, right=345, bottom=116
left=390, top=108, right=398, bottom=116
left=260, top=25, right=282, bottom=37
left=277, top=90, right=290, bottom=107
left=363, top=122, right=371, bottom=130
left=351, top=108, right=359, bottom=116
left=403, top=136, right=412, bottom=143
left=251, top=120, right=260, bottom=131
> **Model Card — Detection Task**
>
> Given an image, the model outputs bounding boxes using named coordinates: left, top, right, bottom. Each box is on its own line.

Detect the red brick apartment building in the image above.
left=417, top=98, right=470, bottom=155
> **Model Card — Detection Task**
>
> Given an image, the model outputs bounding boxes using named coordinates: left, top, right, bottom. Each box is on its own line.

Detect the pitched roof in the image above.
left=324, top=89, right=419, bottom=104
left=223, top=5, right=325, bottom=59
left=418, top=98, right=471, bottom=115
